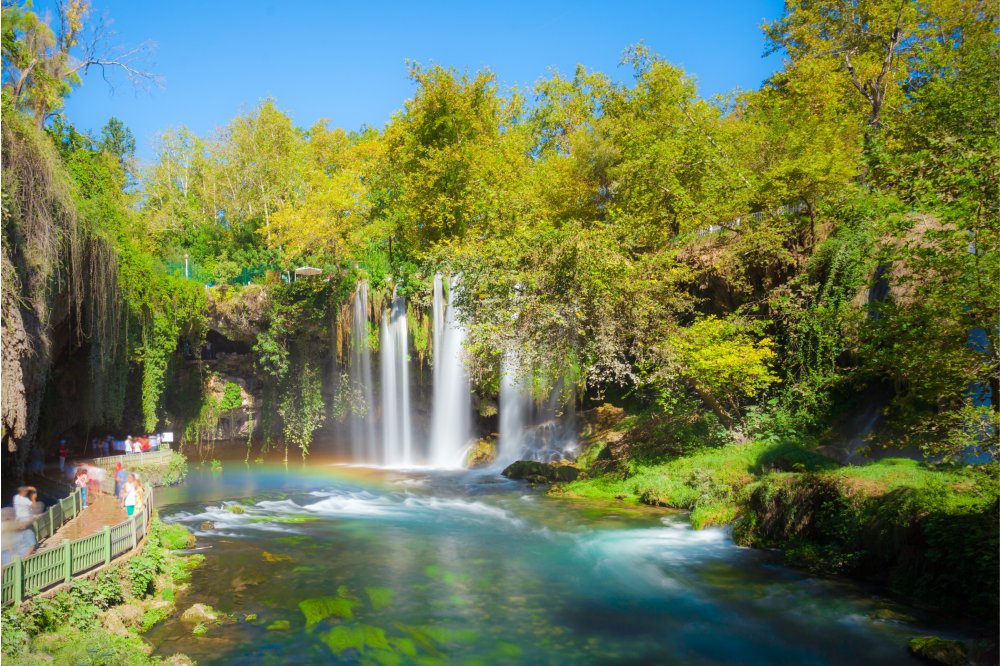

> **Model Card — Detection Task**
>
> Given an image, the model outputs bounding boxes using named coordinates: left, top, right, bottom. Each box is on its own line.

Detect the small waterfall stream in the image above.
left=498, top=361, right=578, bottom=464
left=498, top=360, right=529, bottom=465
left=349, top=281, right=377, bottom=462
left=429, top=273, right=472, bottom=468
left=379, top=291, right=414, bottom=466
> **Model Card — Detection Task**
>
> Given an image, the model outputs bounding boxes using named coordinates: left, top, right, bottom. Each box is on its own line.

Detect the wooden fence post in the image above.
left=63, top=541, right=72, bottom=583
left=103, top=526, right=111, bottom=565
left=130, top=516, right=137, bottom=550
left=11, top=557, right=22, bottom=605
left=48, top=507, right=54, bottom=537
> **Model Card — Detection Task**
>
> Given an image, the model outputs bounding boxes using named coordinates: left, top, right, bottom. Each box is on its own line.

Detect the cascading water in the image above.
left=379, top=291, right=414, bottom=466
left=497, top=360, right=578, bottom=464
left=429, top=273, right=472, bottom=467
left=349, top=281, right=377, bottom=462
left=498, top=360, right=529, bottom=466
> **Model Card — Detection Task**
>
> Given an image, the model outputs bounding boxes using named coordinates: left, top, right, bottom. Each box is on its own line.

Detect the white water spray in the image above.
left=429, top=273, right=472, bottom=467
left=379, top=291, right=414, bottom=466
left=498, top=360, right=529, bottom=465
left=349, top=281, right=377, bottom=462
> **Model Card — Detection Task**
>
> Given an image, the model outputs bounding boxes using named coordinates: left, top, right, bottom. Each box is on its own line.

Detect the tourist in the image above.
left=125, top=436, right=134, bottom=454
left=123, top=474, right=138, bottom=516
left=12, top=486, right=37, bottom=558
left=86, top=463, right=106, bottom=497
left=13, top=486, right=34, bottom=524
left=58, top=439, right=68, bottom=472
left=114, top=462, right=127, bottom=500
left=75, top=468, right=89, bottom=508
left=134, top=478, right=146, bottom=514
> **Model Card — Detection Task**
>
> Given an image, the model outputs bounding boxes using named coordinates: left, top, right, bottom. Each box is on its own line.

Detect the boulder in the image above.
left=908, top=637, right=969, bottom=666
left=180, top=603, right=220, bottom=625
left=502, top=460, right=584, bottom=484
left=466, top=438, right=497, bottom=468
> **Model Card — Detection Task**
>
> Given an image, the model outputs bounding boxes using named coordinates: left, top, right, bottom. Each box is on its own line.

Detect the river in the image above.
left=146, top=461, right=959, bottom=664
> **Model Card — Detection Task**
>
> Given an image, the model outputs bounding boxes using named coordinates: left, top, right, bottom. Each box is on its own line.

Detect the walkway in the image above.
left=38, top=493, right=126, bottom=551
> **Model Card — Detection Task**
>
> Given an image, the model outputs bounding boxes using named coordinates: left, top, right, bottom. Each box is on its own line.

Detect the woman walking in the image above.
left=122, top=474, right=138, bottom=516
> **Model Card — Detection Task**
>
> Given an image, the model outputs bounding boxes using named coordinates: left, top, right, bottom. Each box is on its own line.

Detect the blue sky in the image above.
left=56, top=1, right=787, bottom=162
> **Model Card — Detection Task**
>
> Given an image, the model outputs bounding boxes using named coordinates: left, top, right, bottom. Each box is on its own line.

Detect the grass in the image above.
left=564, top=440, right=832, bottom=527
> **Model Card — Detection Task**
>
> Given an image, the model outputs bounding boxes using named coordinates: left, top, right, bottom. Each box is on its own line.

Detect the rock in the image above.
left=180, top=603, right=220, bottom=625
left=908, top=637, right=969, bottom=666
left=116, top=603, right=144, bottom=628
left=466, top=438, right=497, bottom=468
left=163, top=655, right=195, bottom=666
left=502, top=460, right=585, bottom=484
left=199, top=521, right=215, bottom=531
left=101, top=608, right=131, bottom=637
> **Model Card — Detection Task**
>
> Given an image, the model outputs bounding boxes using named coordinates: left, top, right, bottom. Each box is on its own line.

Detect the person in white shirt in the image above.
left=11, top=486, right=37, bottom=557
left=123, top=474, right=138, bottom=516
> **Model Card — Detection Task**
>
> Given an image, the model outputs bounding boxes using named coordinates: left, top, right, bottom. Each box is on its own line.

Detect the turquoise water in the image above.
left=147, top=463, right=955, bottom=664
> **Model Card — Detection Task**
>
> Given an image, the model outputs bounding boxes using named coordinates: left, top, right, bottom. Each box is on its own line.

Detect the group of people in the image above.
left=67, top=462, right=146, bottom=516
left=113, top=463, right=147, bottom=517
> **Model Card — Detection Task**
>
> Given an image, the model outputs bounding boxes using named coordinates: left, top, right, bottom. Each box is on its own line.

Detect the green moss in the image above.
left=158, top=523, right=196, bottom=550
left=225, top=503, right=246, bottom=514
left=141, top=606, right=170, bottom=632
left=266, top=620, right=291, bottom=631
left=321, top=624, right=367, bottom=655
left=299, top=589, right=359, bottom=628
left=494, top=642, right=523, bottom=658
left=421, top=626, right=479, bottom=645
left=907, top=636, right=968, bottom=666
left=366, top=586, right=395, bottom=611
left=192, top=623, right=209, bottom=636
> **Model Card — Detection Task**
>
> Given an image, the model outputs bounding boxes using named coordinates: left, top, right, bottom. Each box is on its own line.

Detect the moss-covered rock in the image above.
left=502, top=460, right=584, bottom=484
left=180, top=603, right=220, bottom=625
left=908, top=636, right=968, bottom=666
left=466, top=438, right=497, bottom=468
left=159, top=523, right=196, bottom=550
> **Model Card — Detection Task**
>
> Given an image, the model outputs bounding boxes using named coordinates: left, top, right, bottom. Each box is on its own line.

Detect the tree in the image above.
left=764, top=0, right=918, bottom=130
left=268, top=124, right=383, bottom=263
left=1, top=0, right=157, bottom=128
left=98, top=116, right=135, bottom=172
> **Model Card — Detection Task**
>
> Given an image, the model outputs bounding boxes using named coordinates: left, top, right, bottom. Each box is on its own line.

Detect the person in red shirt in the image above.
left=58, top=440, right=68, bottom=472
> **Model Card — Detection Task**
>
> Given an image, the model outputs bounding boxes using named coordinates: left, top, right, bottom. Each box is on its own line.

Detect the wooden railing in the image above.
left=1, top=485, right=154, bottom=606
left=25, top=488, right=84, bottom=545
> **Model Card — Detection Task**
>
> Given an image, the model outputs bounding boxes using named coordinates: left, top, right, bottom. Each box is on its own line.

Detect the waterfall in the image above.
left=497, top=360, right=578, bottom=464
left=349, top=281, right=377, bottom=462
left=498, top=360, right=528, bottom=465
left=429, top=273, right=471, bottom=467
left=380, top=291, right=414, bottom=466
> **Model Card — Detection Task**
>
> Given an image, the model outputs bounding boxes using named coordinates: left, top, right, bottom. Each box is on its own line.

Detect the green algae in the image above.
left=266, top=620, right=291, bottom=631
left=365, top=586, right=395, bottom=611
left=320, top=623, right=389, bottom=656
left=299, top=587, right=360, bottom=628
left=275, top=536, right=308, bottom=545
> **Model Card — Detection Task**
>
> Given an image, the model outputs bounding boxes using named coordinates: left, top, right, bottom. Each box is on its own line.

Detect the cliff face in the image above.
left=1, top=112, right=79, bottom=472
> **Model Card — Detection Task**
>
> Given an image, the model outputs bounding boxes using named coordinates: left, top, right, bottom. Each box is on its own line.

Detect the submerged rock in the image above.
left=180, top=603, right=220, bottom=625
left=502, top=460, right=584, bottom=484
left=908, top=637, right=969, bottom=666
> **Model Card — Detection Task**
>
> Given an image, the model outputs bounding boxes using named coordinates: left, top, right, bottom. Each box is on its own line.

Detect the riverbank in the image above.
left=1, top=519, right=203, bottom=664
left=557, top=407, right=1000, bottom=632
